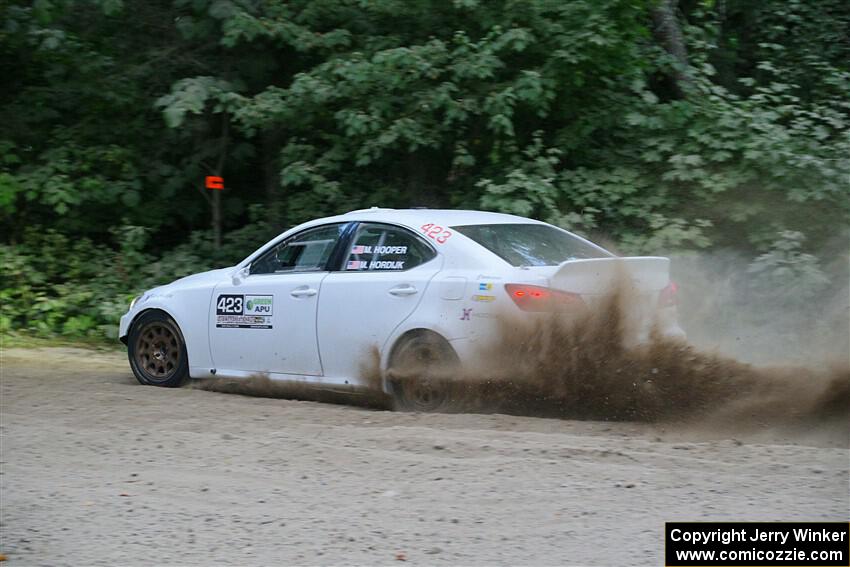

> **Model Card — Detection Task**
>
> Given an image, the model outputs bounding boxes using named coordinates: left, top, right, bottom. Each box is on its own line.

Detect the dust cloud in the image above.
left=450, top=289, right=848, bottom=428
left=437, top=253, right=849, bottom=444
left=670, top=248, right=849, bottom=368
left=196, top=255, right=848, bottom=444
left=386, top=253, right=848, bottom=443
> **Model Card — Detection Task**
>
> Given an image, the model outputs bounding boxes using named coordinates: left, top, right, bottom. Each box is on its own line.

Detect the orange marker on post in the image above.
left=205, top=176, right=224, bottom=190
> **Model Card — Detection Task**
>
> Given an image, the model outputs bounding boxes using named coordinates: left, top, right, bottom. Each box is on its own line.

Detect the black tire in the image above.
left=388, top=332, right=460, bottom=412
left=128, top=310, right=189, bottom=387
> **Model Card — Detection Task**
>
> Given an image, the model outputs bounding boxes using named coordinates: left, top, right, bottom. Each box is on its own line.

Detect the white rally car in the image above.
left=120, top=208, right=684, bottom=410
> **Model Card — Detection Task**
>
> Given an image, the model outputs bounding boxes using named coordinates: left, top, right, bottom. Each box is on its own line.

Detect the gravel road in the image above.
left=1, top=347, right=847, bottom=566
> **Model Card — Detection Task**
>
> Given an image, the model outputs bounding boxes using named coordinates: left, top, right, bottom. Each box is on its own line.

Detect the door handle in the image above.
left=290, top=287, right=318, bottom=298
left=389, top=285, right=418, bottom=297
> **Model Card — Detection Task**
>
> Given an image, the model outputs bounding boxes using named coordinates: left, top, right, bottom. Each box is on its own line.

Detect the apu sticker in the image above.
left=245, top=295, right=273, bottom=315
left=478, top=283, right=493, bottom=291
left=472, top=294, right=495, bottom=302
left=215, top=294, right=273, bottom=328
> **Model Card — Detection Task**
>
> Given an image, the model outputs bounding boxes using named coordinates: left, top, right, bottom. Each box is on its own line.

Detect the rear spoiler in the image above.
left=550, top=257, right=670, bottom=294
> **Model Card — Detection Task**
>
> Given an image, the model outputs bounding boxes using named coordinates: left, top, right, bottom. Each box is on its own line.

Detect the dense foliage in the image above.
left=1, top=0, right=847, bottom=340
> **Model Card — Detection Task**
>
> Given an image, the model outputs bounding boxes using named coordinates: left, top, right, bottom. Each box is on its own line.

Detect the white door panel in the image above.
left=316, top=264, right=441, bottom=381
left=207, top=222, right=348, bottom=376
left=316, top=222, right=444, bottom=381
left=209, top=273, right=327, bottom=375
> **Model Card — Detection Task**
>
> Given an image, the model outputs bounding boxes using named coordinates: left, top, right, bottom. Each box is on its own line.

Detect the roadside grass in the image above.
left=0, top=332, right=122, bottom=351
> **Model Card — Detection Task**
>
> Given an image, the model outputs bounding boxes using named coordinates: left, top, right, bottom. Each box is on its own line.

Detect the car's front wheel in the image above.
left=128, top=310, right=189, bottom=387
left=388, top=332, right=460, bottom=412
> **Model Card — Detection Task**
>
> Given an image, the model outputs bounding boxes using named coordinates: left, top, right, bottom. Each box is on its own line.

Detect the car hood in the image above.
left=151, top=267, right=233, bottom=294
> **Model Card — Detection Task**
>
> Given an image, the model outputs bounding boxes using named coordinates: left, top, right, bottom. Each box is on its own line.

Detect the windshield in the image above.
left=453, top=223, right=612, bottom=267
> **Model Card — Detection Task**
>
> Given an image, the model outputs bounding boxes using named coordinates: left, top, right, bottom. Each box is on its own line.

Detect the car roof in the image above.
left=240, top=209, right=568, bottom=268
left=337, top=208, right=544, bottom=228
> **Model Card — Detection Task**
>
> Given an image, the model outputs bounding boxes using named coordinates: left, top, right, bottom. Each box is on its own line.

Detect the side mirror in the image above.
left=231, top=266, right=250, bottom=286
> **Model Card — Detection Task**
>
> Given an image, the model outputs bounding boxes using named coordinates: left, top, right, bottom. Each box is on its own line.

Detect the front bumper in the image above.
left=118, top=312, right=132, bottom=343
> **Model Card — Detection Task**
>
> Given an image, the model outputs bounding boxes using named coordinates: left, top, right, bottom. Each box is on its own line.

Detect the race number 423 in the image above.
left=216, top=295, right=244, bottom=315
left=420, top=223, right=452, bottom=244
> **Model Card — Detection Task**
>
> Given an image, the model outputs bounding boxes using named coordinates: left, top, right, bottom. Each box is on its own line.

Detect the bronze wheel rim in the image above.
left=134, top=322, right=181, bottom=381
left=406, top=377, right=443, bottom=411
left=395, top=341, right=452, bottom=412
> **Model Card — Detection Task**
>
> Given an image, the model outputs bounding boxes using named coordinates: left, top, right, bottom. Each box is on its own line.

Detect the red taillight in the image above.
left=658, top=281, right=678, bottom=307
left=505, top=284, right=585, bottom=312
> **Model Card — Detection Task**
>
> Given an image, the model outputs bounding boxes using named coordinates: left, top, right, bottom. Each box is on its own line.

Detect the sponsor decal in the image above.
left=376, top=245, right=407, bottom=255
left=346, top=259, right=406, bottom=270
left=472, top=294, right=495, bottom=302
left=460, top=308, right=472, bottom=321
left=419, top=223, right=453, bottom=244
left=215, top=294, right=273, bottom=328
left=478, top=282, right=493, bottom=291
left=351, top=245, right=407, bottom=255
left=369, top=260, right=405, bottom=270
left=245, top=295, right=273, bottom=315
left=216, top=315, right=272, bottom=329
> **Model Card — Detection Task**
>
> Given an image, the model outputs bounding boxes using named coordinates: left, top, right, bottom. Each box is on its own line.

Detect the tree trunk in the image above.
left=212, top=114, right=229, bottom=250
left=651, top=0, right=691, bottom=95
left=212, top=189, right=221, bottom=249
left=262, top=128, right=281, bottom=204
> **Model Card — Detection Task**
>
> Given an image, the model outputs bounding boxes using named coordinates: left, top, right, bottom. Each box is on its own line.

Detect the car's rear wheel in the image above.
left=128, top=310, right=188, bottom=388
left=388, top=332, right=459, bottom=412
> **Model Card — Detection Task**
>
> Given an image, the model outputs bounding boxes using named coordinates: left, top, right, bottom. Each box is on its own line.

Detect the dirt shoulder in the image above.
left=1, top=347, right=847, bottom=565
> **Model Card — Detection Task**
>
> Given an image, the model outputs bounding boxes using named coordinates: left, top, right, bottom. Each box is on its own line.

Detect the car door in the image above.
left=316, top=222, right=443, bottom=381
left=209, top=223, right=348, bottom=376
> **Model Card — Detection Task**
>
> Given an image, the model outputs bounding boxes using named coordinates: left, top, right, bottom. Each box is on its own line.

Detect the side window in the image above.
left=250, top=224, right=345, bottom=275
left=344, top=223, right=436, bottom=272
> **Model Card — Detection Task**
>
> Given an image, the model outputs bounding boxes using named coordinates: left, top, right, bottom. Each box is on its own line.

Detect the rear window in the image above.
left=453, top=223, right=612, bottom=267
